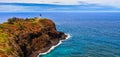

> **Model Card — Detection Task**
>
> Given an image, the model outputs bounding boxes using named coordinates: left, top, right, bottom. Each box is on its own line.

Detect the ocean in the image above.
left=0, top=12, right=120, bottom=57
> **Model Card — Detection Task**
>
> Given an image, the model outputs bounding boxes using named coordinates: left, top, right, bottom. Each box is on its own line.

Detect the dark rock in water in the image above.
left=0, top=17, right=67, bottom=57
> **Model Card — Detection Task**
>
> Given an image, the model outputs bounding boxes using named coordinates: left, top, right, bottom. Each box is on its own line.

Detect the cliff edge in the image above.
left=0, top=17, right=67, bottom=57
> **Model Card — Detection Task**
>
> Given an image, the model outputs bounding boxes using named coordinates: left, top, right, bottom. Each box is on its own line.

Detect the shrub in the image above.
left=8, top=19, right=14, bottom=24
left=7, top=17, right=25, bottom=24
left=0, top=24, right=7, bottom=29
left=0, top=33, right=7, bottom=43
left=29, top=18, right=36, bottom=22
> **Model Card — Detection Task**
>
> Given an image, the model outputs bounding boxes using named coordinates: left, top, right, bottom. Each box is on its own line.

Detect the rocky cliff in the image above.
left=0, top=17, right=67, bottom=57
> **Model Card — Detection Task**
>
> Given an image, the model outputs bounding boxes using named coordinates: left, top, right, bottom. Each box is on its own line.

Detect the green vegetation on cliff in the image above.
left=0, top=17, right=66, bottom=57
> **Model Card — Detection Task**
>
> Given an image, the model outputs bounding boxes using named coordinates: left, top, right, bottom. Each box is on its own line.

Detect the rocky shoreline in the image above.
left=30, top=32, right=67, bottom=57
left=38, top=33, right=70, bottom=57
left=0, top=17, right=67, bottom=57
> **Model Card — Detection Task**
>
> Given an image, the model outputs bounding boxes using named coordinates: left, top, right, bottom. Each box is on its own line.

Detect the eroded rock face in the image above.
left=0, top=17, right=66, bottom=57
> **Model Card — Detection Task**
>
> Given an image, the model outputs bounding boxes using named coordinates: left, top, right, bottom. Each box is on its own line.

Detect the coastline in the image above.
left=37, top=33, right=71, bottom=57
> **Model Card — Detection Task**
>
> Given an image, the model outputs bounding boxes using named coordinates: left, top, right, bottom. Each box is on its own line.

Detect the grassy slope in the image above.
left=0, top=17, right=50, bottom=57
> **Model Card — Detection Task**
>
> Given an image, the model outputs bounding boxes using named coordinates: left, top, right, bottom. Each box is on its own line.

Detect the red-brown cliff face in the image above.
left=0, top=17, right=67, bottom=57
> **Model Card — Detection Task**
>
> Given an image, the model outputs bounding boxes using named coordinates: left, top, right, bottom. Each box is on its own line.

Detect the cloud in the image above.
left=0, top=0, right=120, bottom=8
left=0, top=4, right=40, bottom=12
left=0, top=3, right=120, bottom=12
left=78, top=0, right=120, bottom=7
left=0, top=0, right=79, bottom=5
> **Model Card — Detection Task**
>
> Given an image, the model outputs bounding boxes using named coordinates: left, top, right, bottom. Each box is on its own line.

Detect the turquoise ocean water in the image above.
left=0, top=12, right=120, bottom=57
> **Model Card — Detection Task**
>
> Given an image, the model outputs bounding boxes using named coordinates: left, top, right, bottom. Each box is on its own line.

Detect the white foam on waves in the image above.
left=37, top=33, right=71, bottom=57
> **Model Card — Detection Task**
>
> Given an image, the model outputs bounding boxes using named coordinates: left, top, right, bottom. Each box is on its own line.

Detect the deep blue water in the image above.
left=0, top=12, right=120, bottom=57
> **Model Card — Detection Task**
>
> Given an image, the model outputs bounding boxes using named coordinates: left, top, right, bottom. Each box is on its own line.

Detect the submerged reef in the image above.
left=0, top=17, right=67, bottom=57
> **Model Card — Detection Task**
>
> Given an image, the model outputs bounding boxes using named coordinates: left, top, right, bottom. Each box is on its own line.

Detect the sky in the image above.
left=0, top=0, right=120, bottom=12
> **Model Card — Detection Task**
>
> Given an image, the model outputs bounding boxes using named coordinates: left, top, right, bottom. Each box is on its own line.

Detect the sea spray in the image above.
left=38, top=33, right=71, bottom=57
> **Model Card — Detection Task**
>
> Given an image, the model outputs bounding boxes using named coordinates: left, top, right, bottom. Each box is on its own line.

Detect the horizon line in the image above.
left=1, top=11, right=120, bottom=13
